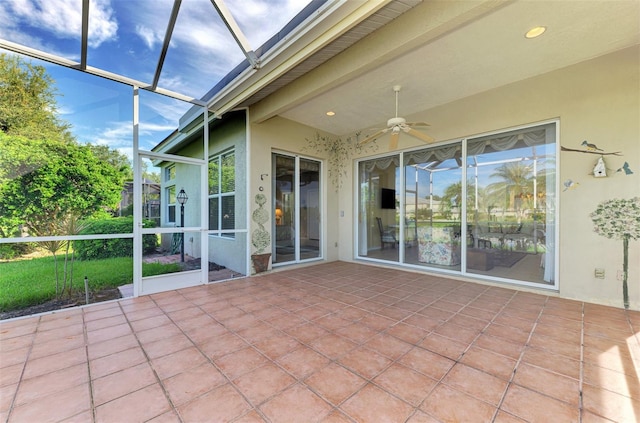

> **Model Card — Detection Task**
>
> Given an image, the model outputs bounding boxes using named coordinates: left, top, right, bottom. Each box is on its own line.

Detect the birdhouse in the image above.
left=593, top=156, right=607, bottom=178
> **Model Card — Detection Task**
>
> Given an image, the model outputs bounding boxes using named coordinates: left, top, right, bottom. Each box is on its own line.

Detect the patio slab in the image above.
left=1, top=262, right=639, bottom=422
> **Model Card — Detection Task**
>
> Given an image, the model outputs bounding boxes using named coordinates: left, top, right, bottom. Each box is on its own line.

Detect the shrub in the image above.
left=74, top=217, right=157, bottom=260
left=0, top=242, right=36, bottom=260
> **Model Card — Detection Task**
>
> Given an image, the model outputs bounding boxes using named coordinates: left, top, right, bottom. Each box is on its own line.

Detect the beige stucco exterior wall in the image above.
left=249, top=115, right=341, bottom=271
left=249, top=46, right=638, bottom=309
left=335, top=46, right=639, bottom=309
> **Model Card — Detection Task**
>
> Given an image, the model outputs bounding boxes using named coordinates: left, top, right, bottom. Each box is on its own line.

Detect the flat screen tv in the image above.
left=381, top=188, right=396, bottom=209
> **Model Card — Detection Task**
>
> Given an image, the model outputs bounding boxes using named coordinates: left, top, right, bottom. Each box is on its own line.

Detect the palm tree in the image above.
left=486, top=162, right=533, bottom=222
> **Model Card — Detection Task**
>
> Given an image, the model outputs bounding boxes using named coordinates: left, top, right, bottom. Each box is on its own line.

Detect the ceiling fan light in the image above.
left=525, top=26, right=546, bottom=39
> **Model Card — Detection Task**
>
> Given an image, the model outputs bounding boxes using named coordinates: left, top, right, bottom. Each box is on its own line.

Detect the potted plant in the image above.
left=590, top=197, right=640, bottom=309
left=251, top=193, right=271, bottom=273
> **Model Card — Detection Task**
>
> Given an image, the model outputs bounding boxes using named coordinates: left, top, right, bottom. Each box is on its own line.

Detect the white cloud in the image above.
left=87, top=0, right=118, bottom=48
left=135, top=24, right=162, bottom=50
left=1, top=0, right=117, bottom=48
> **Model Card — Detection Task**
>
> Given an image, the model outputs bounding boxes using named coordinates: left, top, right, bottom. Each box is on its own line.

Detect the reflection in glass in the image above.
left=209, top=151, right=236, bottom=237
left=357, top=155, right=400, bottom=262
left=466, top=123, right=556, bottom=284
left=404, top=146, right=462, bottom=271
left=272, top=154, right=321, bottom=264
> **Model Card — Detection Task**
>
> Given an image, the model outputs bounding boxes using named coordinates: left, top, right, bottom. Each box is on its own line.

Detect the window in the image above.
left=357, top=122, right=557, bottom=288
left=166, top=165, right=176, bottom=224
left=209, top=151, right=235, bottom=237
left=166, top=185, right=176, bottom=224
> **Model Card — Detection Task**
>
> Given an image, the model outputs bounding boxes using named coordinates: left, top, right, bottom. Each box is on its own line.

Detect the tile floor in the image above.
left=1, top=262, right=639, bottom=422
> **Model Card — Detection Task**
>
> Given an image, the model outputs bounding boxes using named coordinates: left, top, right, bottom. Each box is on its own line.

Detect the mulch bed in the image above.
left=0, top=288, right=122, bottom=320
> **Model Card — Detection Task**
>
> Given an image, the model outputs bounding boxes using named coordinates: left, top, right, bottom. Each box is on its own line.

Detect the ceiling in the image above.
left=268, top=0, right=640, bottom=138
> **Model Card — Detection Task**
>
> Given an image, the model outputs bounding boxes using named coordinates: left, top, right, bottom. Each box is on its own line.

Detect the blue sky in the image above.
left=1, top=0, right=311, bottom=155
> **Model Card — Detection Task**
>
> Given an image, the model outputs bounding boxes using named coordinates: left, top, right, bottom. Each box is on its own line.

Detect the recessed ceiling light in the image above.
left=326, top=111, right=335, bottom=116
left=525, top=26, right=546, bottom=39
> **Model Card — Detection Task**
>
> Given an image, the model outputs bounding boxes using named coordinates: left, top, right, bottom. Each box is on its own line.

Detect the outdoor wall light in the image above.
left=177, top=188, right=188, bottom=205
left=177, top=188, right=188, bottom=262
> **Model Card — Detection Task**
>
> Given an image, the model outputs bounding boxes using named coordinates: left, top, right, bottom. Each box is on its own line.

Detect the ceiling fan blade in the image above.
left=403, top=126, right=435, bottom=143
left=358, top=128, right=388, bottom=145
left=405, top=122, right=431, bottom=127
left=389, top=131, right=400, bottom=150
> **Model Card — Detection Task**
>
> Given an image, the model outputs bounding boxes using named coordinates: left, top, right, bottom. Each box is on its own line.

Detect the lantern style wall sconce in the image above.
left=177, top=188, right=188, bottom=262
left=275, top=207, right=283, bottom=225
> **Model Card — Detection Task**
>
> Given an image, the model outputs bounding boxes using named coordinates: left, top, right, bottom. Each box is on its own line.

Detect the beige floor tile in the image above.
left=305, top=362, right=366, bottom=406
left=420, top=384, right=497, bottom=422
left=86, top=333, right=138, bottom=360
left=162, top=362, right=227, bottom=406
left=142, top=333, right=194, bottom=360
left=15, top=363, right=88, bottom=406
left=460, top=345, right=517, bottom=381
left=521, top=346, right=581, bottom=379
left=214, top=346, right=269, bottom=379
left=276, top=346, right=331, bottom=380
left=86, top=322, right=132, bottom=344
left=90, top=347, right=147, bottom=379
left=501, top=384, right=579, bottom=422
left=0, top=384, right=16, bottom=413
left=29, top=333, right=85, bottom=360
left=233, top=362, right=296, bottom=405
left=582, top=383, right=639, bottom=423
left=310, top=333, right=358, bottom=360
left=442, top=363, right=508, bottom=406
left=513, top=362, right=580, bottom=405
left=420, top=332, right=469, bottom=360
left=151, top=346, right=208, bottom=380
left=583, top=362, right=640, bottom=399
left=341, top=383, right=414, bottom=423
left=95, top=383, right=171, bottom=423
left=92, top=362, right=157, bottom=406
left=260, top=383, right=332, bottom=422
left=253, top=334, right=301, bottom=360
left=9, top=383, right=91, bottom=423
left=199, top=331, right=248, bottom=359
left=22, top=346, right=86, bottom=379
left=2, top=262, right=636, bottom=422
left=373, top=363, right=437, bottom=406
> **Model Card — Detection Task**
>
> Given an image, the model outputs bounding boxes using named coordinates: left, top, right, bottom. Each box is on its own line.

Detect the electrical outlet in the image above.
left=594, top=268, right=605, bottom=279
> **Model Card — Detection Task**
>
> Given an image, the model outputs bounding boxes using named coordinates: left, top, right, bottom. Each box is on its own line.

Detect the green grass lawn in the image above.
left=0, top=256, right=181, bottom=312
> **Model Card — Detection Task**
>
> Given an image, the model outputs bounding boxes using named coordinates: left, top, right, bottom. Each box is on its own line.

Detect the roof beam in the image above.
left=152, top=0, right=182, bottom=90
left=80, top=0, right=89, bottom=70
left=206, top=0, right=380, bottom=118
left=210, top=0, right=260, bottom=69
left=0, top=38, right=205, bottom=106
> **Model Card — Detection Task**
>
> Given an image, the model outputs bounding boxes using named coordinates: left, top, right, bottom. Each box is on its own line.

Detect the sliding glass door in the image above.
left=357, top=155, right=400, bottom=262
left=272, top=153, right=322, bottom=265
left=404, top=146, right=463, bottom=271
left=356, top=122, right=558, bottom=288
left=465, top=124, right=556, bottom=284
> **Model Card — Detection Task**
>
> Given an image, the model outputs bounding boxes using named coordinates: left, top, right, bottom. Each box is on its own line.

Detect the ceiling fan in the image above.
left=358, top=85, right=435, bottom=149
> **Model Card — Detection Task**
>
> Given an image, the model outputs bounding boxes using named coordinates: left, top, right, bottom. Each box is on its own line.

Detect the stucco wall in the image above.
left=249, top=115, right=340, bottom=269
left=337, top=46, right=639, bottom=309
left=208, top=111, right=248, bottom=275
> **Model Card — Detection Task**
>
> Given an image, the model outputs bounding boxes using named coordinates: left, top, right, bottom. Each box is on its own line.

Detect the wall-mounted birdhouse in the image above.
left=593, top=156, right=607, bottom=178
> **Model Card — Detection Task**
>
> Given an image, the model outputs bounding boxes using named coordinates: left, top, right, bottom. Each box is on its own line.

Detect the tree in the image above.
left=486, top=162, right=533, bottom=221
left=0, top=53, right=72, bottom=142
left=0, top=132, right=124, bottom=237
left=87, top=144, right=133, bottom=181
left=591, top=197, right=640, bottom=309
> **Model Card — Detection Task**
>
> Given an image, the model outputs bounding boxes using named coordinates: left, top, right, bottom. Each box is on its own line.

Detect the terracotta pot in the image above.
left=251, top=253, right=271, bottom=273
